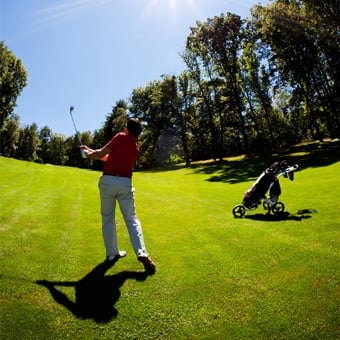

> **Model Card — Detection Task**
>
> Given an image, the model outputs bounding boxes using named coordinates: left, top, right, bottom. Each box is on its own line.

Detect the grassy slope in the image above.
left=0, top=148, right=339, bottom=339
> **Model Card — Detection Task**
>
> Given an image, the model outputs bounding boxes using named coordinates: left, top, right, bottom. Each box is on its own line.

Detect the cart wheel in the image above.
left=233, top=205, right=246, bottom=218
left=263, top=201, right=270, bottom=211
left=272, top=202, right=285, bottom=215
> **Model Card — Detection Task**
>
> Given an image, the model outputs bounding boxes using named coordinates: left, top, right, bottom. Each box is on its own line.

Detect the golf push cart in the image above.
left=232, top=160, right=299, bottom=218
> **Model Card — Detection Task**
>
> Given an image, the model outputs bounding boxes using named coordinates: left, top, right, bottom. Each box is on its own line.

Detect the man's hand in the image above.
left=80, top=145, right=110, bottom=161
left=80, top=145, right=91, bottom=159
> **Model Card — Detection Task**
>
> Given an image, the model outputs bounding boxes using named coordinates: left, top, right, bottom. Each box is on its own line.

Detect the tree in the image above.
left=65, top=131, right=93, bottom=168
left=183, top=13, right=249, bottom=158
left=16, top=123, right=40, bottom=161
left=301, top=0, right=340, bottom=137
left=0, top=114, right=20, bottom=157
left=101, top=100, right=128, bottom=144
left=48, top=133, right=67, bottom=165
left=37, top=126, right=53, bottom=163
left=129, top=81, right=173, bottom=167
left=239, top=31, right=279, bottom=152
left=0, top=42, right=28, bottom=129
left=174, top=72, right=197, bottom=166
left=251, top=0, right=340, bottom=140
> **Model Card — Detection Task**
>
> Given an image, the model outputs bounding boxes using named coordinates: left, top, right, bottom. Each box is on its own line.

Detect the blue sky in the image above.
left=2, top=0, right=270, bottom=137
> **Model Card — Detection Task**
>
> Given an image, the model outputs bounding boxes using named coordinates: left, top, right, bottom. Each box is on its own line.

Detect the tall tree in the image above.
left=175, top=72, right=197, bottom=166
left=48, top=133, right=67, bottom=165
left=16, top=123, right=40, bottom=161
left=129, top=81, right=173, bottom=167
left=38, top=126, right=52, bottom=163
left=251, top=0, right=340, bottom=140
left=184, top=13, right=249, bottom=158
left=0, top=114, right=20, bottom=157
left=102, top=100, right=128, bottom=144
left=239, top=33, right=278, bottom=151
left=300, top=0, right=340, bottom=137
left=181, top=48, right=220, bottom=159
left=0, top=42, right=28, bottom=129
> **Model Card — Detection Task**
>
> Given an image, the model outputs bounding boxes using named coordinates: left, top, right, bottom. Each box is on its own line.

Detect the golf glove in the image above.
left=81, top=149, right=88, bottom=158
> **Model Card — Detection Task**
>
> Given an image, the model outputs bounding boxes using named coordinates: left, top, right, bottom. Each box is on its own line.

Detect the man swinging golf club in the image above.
left=80, top=118, right=155, bottom=274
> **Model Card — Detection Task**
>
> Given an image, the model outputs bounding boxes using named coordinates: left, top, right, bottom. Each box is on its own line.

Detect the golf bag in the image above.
left=232, top=161, right=298, bottom=218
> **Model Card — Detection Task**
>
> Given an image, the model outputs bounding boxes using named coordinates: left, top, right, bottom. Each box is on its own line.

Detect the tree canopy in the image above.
left=1, top=0, right=339, bottom=168
left=0, top=41, right=28, bottom=129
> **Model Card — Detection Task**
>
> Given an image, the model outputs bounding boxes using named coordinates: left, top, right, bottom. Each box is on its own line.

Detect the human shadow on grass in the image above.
left=244, top=209, right=317, bottom=221
left=36, top=259, right=150, bottom=323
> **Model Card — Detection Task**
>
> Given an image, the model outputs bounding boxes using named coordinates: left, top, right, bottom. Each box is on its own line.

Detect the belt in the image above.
left=103, top=173, right=131, bottom=178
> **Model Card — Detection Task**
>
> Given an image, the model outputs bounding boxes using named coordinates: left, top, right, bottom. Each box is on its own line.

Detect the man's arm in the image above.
left=80, top=145, right=110, bottom=161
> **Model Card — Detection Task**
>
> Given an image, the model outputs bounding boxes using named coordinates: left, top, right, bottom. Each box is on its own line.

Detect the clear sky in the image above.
left=1, top=0, right=270, bottom=137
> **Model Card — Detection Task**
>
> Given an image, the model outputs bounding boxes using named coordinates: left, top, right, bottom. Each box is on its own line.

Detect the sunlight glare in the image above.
left=141, top=0, right=200, bottom=31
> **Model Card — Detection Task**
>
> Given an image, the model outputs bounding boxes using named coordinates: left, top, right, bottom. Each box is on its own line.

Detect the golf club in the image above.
left=69, top=106, right=88, bottom=158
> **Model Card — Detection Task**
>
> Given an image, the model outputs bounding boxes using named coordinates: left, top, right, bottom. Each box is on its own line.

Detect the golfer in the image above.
left=80, top=118, right=155, bottom=274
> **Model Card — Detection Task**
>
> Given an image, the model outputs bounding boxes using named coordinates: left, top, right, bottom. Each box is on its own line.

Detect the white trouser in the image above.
left=98, top=175, right=148, bottom=258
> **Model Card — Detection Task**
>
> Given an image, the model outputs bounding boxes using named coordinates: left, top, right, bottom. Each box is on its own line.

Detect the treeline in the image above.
left=1, top=0, right=339, bottom=168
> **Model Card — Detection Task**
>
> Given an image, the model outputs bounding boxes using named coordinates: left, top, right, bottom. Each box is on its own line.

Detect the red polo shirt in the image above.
left=102, top=131, right=139, bottom=178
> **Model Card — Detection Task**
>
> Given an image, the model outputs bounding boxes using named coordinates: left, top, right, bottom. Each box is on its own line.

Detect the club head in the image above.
left=70, top=106, right=74, bottom=113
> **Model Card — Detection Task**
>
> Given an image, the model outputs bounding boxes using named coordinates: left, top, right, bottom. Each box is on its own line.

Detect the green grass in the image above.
left=0, top=144, right=339, bottom=339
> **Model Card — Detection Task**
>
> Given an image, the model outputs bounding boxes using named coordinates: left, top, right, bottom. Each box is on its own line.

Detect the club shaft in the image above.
left=69, top=107, right=82, bottom=145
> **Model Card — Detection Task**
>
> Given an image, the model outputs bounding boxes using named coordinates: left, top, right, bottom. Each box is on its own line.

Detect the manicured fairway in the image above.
left=0, top=149, right=339, bottom=339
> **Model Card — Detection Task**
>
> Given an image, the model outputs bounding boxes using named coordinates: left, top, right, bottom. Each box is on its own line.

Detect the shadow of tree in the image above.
left=36, top=260, right=150, bottom=323
left=191, top=140, right=340, bottom=183
left=243, top=209, right=317, bottom=221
